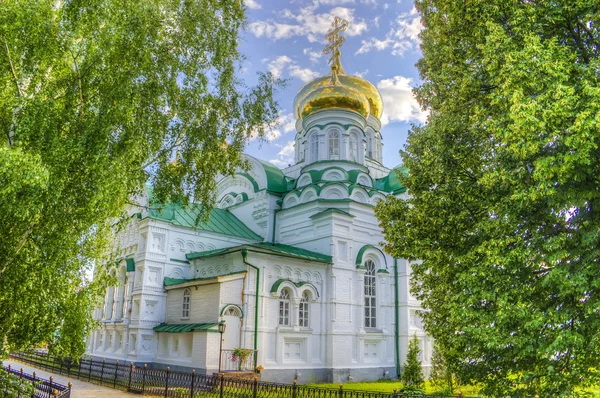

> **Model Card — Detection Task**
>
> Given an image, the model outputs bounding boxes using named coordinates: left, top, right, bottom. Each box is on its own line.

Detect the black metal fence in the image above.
left=4, top=364, right=71, bottom=398
left=10, top=352, right=459, bottom=398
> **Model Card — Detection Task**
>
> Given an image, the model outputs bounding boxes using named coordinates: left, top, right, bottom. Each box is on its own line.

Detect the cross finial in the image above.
left=323, top=16, right=349, bottom=74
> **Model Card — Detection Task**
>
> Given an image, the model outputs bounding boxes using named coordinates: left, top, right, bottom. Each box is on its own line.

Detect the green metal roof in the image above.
left=375, top=167, right=408, bottom=194
left=309, top=208, right=354, bottom=220
left=125, top=258, right=135, bottom=272
left=186, top=243, right=332, bottom=263
left=164, top=270, right=247, bottom=287
left=256, top=159, right=289, bottom=194
left=145, top=203, right=262, bottom=241
left=153, top=323, right=219, bottom=333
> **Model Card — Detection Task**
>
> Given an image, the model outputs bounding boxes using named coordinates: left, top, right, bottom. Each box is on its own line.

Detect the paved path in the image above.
left=3, top=359, right=148, bottom=398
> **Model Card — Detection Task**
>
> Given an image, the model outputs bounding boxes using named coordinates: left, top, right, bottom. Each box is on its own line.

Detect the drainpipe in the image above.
left=270, top=209, right=280, bottom=245
left=394, top=258, right=401, bottom=378
left=241, top=249, right=260, bottom=368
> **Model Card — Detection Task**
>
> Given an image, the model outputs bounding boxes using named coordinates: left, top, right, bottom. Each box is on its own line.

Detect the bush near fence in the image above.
left=10, top=352, right=464, bottom=398
left=3, top=363, right=71, bottom=398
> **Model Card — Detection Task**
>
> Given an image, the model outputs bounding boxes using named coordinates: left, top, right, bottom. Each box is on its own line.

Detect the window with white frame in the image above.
left=349, top=134, right=358, bottom=162
left=279, top=289, right=291, bottom=326
left=366, top=133, right=374, bottom=158
left=328, top=130, right=340, bottom=160
left=299, top=292, right=309, bottom=327
left=364, top=260, right=377, bottom=328
left=182, top=288, right=191, bottom=319
left=310, top=134, right=319, bottom=162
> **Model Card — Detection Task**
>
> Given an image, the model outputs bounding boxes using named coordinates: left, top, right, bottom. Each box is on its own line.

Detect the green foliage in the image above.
left=376, top=1, right=600, bottom=396
left=429, top=342, right=455, bottom=395
left=401, top=335, right=424, bottom=391
left=0, top=0, right=278, bottom=369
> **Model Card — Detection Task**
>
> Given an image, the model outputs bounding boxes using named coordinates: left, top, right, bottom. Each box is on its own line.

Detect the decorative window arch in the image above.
left=182, top=289, right=191, bottom=319
left=279, top=289, right=291, bottom=326
left=299, top=292, right=310, bottom=327
left=221, top=304, right=243, bottom=318
left=364, top=260, right=377, bottom=328
left=310, top=133, right=319, bottom=162
left=328, top=129, right=340, bottom=160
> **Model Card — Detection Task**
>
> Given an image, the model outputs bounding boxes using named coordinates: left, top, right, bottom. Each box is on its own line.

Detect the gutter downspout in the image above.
left=270, top=209, right=280, bottom=245
left=241, top=249, right=260, bottom=368
left=394, top=258, right=401, bottom=378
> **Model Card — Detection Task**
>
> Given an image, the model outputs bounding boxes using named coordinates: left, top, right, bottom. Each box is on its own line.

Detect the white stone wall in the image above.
left=166, top=284, right=220, bottom=324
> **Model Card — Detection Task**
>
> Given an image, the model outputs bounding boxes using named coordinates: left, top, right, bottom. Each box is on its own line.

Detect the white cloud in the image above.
left=266, top=55, right=292, bottom=79
left=354, top=6, right=423, bottom=56
left=249, top=112, right=296, bottom=142
left=303, top=47, right=322, bottom=63
left=377, top=76, right=428, bottom=125
left=244, top=0, right=261, bottom=9
left=264, top=55, right=320, bottom=83
left=355, top=69, right=369, bottom=78
left=269, top=141, right=296, bottom=168
left=289, top=65, right=321, bottom=82
left=248, top=6, right=367, bottom=43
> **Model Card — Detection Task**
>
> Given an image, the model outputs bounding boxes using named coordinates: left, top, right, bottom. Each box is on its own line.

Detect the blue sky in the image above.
left=239, top=0, right=427, bottom=169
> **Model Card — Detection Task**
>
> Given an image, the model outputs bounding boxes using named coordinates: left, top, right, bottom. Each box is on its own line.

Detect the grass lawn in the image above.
left=305, top=379, right=481, bottom=397
left=306, top=380, right=600, bottom=397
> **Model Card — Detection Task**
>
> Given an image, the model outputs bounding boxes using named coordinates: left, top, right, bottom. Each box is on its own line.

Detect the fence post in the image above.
left=142, top=364, right=147, bottom=395
left=20, top=367, right=23, bottom=381
left=219, top=374, right=224, bottom=398
left=49, top=376, right=54, bottom=396
left=292, top=380, right=297, bottom=398
left=128, top=363, right=133, bottom=392
left=338, top=384, right=343, bottom=398
left=392, top=388, right=397, bottom=398
left=164, top=366, right=170, bottom=397
left=77, top=359, right=82, bottom=379
left=67, top=357, right=71, bottom=377
left=114, top=360, right=119, bottom=388
left=88, top=358, right=93, bottom=382
left=190, top=369, right=195, bottom=398
left=100, top=358, right=106, bottom=385
left=253, top=376, right=259, bottom=398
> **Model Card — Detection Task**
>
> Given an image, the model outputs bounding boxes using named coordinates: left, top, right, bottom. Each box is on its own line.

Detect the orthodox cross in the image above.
left=323, top=16, right=349, bottom=67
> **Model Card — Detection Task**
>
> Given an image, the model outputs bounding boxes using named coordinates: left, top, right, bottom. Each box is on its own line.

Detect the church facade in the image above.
left=87, top=44, right=431, bottom=383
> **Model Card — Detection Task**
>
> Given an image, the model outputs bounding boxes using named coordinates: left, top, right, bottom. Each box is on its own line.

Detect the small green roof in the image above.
left=256, top=158, right=289, bottom=194
left=145, top=203, right=262, bottom=241
left=164, top=270, right=247, bottom=287
left=375, top=167, right=408, bottom=194
left=125, top=258, right=135, bottom=272
left=186, top=243, right=332, bottom=263
left=153, top=323, right=219, bottom=333
left=310, top=208, right=354, bottom=220
left=270, top=279, right=320, bottom=297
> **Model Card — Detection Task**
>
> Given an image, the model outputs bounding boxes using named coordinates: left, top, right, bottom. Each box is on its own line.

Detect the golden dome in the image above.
left=299, top=82, right=370, bottom=119
left=293, top=61, right=383, bottom=119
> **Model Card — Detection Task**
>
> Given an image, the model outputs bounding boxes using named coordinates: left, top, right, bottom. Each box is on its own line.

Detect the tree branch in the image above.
left=3, top=37, right=23, bottom=98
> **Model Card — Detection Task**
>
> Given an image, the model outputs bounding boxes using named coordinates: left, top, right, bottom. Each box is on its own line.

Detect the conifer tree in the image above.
left=401, top=334, right=424, bottom=391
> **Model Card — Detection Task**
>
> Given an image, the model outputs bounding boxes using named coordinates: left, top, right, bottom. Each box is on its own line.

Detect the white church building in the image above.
left=87, top=41, right=432, bottom=383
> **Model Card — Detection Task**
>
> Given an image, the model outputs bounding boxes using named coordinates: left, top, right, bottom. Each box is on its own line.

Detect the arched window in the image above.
left=349, top=134, right=358, bottom=162
left=279, top=289, right=291, bottom=326
left=366, top=133, right=374, bottom=159
left=182, top=289, right=191, bottom=319
left=364, top=260, right=377, bottom=328
left=328, top=130, right=340, bottom=160
left=299, top=292, right=309, bottom=327
left=310, top=134, right=319, bottom=162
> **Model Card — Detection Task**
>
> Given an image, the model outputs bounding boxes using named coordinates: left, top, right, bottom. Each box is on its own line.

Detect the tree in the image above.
left=429, top=342, right=455, bottom=395
left=376, top=1, right=600, bottom=396
left=0, top=0, right=279, bottom=361
left=401, top=334, right=425, bottom=391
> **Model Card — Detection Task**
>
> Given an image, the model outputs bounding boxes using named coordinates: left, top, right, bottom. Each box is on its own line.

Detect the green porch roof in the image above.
left=153, top=323, right=219, bottom=333
left=164, top=270, right=247, bottom=287
left=145, top=203, right=262, bottom=241
left=186, top=243, right=332, bottom=263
